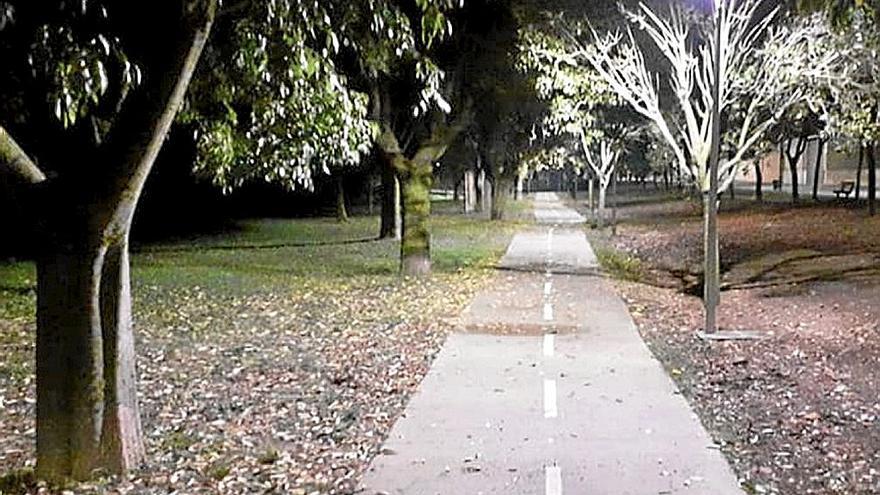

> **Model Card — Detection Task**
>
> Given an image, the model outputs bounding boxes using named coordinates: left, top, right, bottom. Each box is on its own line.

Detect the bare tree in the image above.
left=580, top=135, right=621, bottom=227
left=578, top=3, right=837, bottom=194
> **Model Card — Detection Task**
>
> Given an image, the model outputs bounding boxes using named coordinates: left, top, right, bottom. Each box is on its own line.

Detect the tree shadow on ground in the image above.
left=134, top=236, right=381, bottom=254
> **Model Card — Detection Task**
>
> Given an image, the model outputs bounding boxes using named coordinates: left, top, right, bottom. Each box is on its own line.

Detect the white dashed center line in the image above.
left=543, top=379, right=558, bottom=418
left=545, top=464, right=563, bottom=495
left=544, top=281, right=552, bottom=296
left=543, top=334, right=555, bottom=357
left=543, top=302, right=554, bottom=321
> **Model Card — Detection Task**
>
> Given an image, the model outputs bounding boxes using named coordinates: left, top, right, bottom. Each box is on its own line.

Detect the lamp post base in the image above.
left=697, top=330, right=766, bottom=341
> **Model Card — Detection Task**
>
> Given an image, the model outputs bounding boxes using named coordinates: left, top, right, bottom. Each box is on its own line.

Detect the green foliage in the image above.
left=595, top=247, right=644, bottom=282
left=518, top=14, right=631, bottom=183
left=0, top=2, right=141, bottom=133
left=823, top=10, right=880, bottom=146
left=0, top=468, right=36, bottom=495
left=518, top=21, right=615, bottom=139
left=798, top=0, right=880, bottom=26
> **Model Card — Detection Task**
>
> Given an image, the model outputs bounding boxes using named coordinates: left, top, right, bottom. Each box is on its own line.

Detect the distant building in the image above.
left=736, top=139, right=865, bottom=195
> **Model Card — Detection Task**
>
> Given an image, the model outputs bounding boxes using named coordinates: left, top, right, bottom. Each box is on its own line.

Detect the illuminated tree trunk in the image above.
left=36, top=227, right=144, bottom=480
left=400, top=159, right=433, bottom=276
left=0, top=1, right=217, bottom=481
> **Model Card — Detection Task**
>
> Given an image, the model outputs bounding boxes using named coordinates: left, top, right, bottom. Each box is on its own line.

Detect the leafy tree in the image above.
left=181, top=0, right=378, bottom=193
left=519, top=14, right=635, bottom=227
left=768, top=105, right=826, bottom=203
left=821, top=9, right=880, bottom=213
left=0, top=0, right=216, bottom=480
left=461, top=2, right=547, bottom=220
left=0, top=0, right=465, bottom=479
left=370, top=1, right=481, bottom=275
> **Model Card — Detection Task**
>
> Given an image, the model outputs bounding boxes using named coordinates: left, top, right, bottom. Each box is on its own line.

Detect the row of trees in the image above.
left=1, top=0, right=876, bottom=483
left=517, top=0, right=878, bottom=334
left=519, top=0, right=880, bottom=218
left=0, top=0, right=544, bottom=480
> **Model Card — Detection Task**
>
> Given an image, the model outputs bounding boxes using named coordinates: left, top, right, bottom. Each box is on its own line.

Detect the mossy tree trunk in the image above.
left=400, top=159, right=433, bottom=276
left=1, top=1, right=214, bottom=481
left=377, top=112, right=469, bottom=276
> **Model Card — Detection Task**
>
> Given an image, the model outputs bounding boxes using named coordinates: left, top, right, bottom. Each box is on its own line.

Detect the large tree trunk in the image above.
left=400, top=160, right=432, bottom=276
left=335, top=176, right=348, bottom=222
left=754, top=161, right=763, bottom=202
left=868, top=144, right=877, bottom=216
left=812, top=139, right=825, bottom=201
left=36, top=225, right=144, bottom=480
left=491, top=176, right=512, bottom=220
left=27, top=1, right=216, bottom=481
left=36, top=241, right=107, bottom=479
left=379, top=164, right=399, bottom=239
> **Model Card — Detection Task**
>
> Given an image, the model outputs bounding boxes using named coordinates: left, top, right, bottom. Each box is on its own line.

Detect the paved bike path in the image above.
left=359, top=192, right=743, bottom=495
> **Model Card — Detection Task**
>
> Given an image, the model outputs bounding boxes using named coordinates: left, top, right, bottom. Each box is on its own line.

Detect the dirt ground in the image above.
left=587, top=190, right=880, bottom=495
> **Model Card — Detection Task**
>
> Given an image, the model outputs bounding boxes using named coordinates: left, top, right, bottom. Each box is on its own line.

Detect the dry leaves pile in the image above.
left=0, top=270, right=492, bottom=494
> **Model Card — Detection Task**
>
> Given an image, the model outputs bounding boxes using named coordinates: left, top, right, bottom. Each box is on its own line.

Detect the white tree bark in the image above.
left=581, top=134, right=620, bottom=227
left=577, top=1, right=837, bottom=193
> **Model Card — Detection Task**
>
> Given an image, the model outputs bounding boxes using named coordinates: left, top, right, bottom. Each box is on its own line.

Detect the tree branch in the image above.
left=0, top=125, right=47, bottom=187
left=95, top=0, right=218, bottom=232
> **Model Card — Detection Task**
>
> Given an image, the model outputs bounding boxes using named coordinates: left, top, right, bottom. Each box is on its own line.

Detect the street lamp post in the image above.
left=705, top=0, right=722, bottom=334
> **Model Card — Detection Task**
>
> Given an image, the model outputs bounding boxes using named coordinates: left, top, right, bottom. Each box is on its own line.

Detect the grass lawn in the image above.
left=0, top=202, right=526, bottom=494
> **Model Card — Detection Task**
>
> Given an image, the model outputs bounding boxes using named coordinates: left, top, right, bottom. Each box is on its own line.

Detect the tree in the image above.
left=582, top=3, right=836, bottom=195
left=369, top=1, right=488, bottom=275
left=181, top=0, right=376, bottom=194
left=580, top=134, right=621, bottom=227
left=463, top=2, right=546, bottom=220
left=770, top=106, right=825, bottom=203
left=0, top=0, right=216, bottom=480
left=0, top=0, right=478, bottom=480
left=822, top=9, right=880, bottom=214
left=547, top=0, right=835, bottom=330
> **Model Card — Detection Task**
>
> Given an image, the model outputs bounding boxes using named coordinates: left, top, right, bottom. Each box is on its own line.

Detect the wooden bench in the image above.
left=833, top=181, right=855, bottom=198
